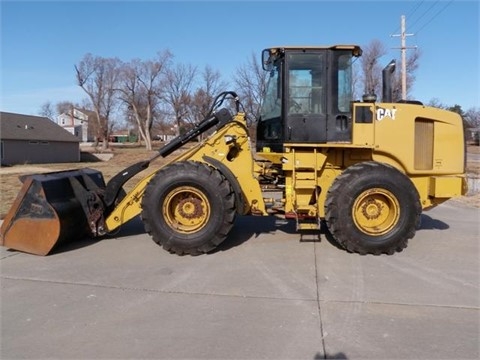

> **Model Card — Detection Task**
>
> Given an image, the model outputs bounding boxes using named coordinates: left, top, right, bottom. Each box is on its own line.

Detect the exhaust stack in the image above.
left=382, top=59, right=396, bottom=103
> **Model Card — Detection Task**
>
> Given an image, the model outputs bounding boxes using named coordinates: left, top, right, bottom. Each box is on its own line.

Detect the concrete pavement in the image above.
left=1, top=201, right=479, bottom=359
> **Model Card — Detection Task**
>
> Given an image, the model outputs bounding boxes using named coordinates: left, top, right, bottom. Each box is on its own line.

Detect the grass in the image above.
left=1, top=144, right=479, bottom=219
left=0, top=144, right=170, bottom=218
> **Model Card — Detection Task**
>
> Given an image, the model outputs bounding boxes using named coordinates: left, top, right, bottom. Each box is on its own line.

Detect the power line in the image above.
left=415, top=0, right=454, bottom=34
left=388, top=1, right=455, bottom=100
left=391, top=1, right=425, bottom=35
left=408, top=1, right=440, bottom=32
left=406, top=1, right=426, bottom=20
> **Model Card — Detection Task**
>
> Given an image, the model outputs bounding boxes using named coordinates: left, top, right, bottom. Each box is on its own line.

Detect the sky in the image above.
left=1, top=0, right=479, bottom=117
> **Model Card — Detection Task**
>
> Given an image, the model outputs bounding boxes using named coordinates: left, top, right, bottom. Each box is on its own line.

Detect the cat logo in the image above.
left=376, top=107, right=397, bottom=121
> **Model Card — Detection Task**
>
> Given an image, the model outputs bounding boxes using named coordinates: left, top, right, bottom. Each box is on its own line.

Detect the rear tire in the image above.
left=141, top=161, right=236, bottom=255
left=325, top=162, right=421, bottom=255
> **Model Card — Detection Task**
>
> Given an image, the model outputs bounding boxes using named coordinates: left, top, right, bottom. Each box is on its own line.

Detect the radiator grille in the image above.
left=414, top=119, right=434, bottom=170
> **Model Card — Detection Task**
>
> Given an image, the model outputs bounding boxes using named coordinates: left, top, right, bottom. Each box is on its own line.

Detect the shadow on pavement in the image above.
left=49, top=215, right=337, bottom=255
left=49, top=238, right=98, bottom=255
left=47, top=216, right=146, bottom=256
left=215, top=216, right=338, bottom=253
left=47, top=215, right=300, bottom=255
left=418, top=213, right=449, bottom=230
left=314, top=351, right=348, bottom=359
left=215, top=215, right=297, bottom=253
left=34, top=212, right=450, bottom=256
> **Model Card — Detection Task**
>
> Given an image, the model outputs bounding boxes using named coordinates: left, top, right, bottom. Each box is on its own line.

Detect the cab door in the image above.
left=285, top=52, right=327, bottom=143
left=325, top=51, right=355, bottom=143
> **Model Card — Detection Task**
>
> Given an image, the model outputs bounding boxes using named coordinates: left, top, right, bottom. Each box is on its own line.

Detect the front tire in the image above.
left=325, top=162, right=421, bottom=255
left=141, top=161, right=236, bottom=255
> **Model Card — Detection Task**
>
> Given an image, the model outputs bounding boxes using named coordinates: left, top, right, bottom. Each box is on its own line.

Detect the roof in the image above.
left=265, top=44, right=361, bottom=51
left=58, top=108, right=101, bottom=123
left=65, top=107, right=97, bottom=118
left=266, top=44, right=361, bottom=49
left=264, top=45, right=363, bottom=57
left=75, top=108, right=97, bottom=118
left=0, top=112, right=80, bottom=143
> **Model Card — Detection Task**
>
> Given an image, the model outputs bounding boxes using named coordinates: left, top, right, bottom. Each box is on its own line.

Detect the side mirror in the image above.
left=262, top=49, right=272, bottom=71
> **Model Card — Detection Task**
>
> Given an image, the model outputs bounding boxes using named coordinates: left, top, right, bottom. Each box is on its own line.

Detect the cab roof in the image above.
left=265, top=45, right=362, bottom=55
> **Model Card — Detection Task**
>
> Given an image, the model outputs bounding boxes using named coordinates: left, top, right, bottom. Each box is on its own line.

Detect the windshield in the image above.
left=259, top=50, right=355, bottom=122
left=260, top=65, right=281, bottom=122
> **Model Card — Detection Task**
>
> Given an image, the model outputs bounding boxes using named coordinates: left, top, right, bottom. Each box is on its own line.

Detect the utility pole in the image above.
left=392, top=15, right=415, bottom=100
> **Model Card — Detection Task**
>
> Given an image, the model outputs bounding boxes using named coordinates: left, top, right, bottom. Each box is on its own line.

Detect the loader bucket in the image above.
left=0, top=168, right=106, bottom=255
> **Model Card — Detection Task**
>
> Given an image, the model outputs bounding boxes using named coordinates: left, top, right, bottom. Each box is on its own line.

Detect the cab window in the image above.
left=287, top=53, right=325, bottom=115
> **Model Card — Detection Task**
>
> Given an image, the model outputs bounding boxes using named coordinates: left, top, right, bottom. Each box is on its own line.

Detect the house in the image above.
left=57, top=108, right=95, bottom=142
left=0, top=112, right=80, bottom=165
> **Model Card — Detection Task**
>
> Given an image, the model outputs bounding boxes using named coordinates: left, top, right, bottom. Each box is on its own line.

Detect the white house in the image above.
left=57, top=108, right=95, bottom=142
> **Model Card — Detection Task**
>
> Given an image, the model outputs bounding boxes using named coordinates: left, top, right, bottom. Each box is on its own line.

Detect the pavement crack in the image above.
left=319, top=298, right=480, bottom=311
left=313, top=241, right=328, bottom=359
left=3, top=275, right=477, bottom=312
left=0, top=252, right=21, bottom=260
left=0, top=275, right=316, bottom=303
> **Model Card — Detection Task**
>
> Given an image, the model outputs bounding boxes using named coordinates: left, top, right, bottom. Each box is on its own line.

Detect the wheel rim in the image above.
left=352, top=188, right=400, bottom=236
left=163, top=186, right=210, bottom=234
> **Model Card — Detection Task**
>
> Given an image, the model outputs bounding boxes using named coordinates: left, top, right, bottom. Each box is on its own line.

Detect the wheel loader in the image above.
left=0, top=45, right=467, bottom=256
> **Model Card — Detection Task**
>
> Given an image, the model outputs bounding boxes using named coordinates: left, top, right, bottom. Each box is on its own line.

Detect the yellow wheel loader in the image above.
left=0, top=45, right=467, bottom=256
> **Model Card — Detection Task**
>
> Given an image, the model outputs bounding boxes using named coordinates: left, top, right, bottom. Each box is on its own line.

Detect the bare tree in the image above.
left=427, top=99, right=479, bottom=129
left=465, top=107, right=480, bottom=128
left=392, top=49, right=421, bottom=101
left=360, top=39, right=388, bottom=99
left=357, top=40, right=421, bottom=102
left=190, top=65, right=227, bottom=120
left=56, top=101, right=76, bottom=115
left=75, top=54, right=121, bottom=150
left=351, top=59, right=362, bottom=101
left=151, top=102, right=177, bottom=140
left=427, top=100, right=480, bottom=137
left=163, top=63, right=197, bottom=135
left=426, top=98, right=448, bottom=109
left=38, top=101, right=56, bottom=121
left=233, top=51, right=269, bottom=127
left=117, top=50, right=173, bottom=150
left=40, top=100, right=85, bottom=122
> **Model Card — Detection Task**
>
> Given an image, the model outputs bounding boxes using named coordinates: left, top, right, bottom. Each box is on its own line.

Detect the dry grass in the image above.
left=1, top=144, right=479, bottom=219
left=0, top=144, right=170, bottom=218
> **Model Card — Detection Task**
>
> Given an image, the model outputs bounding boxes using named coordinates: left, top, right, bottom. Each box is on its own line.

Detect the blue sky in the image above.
left=1, top=0, right=479, bottom=116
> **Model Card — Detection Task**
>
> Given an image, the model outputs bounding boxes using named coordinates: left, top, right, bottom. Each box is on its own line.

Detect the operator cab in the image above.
left=256, top=45, right=362, bottom=152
